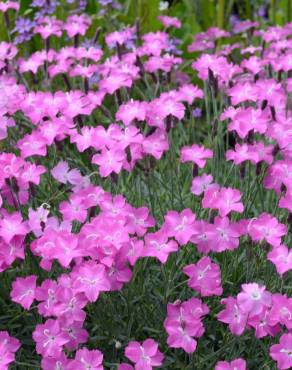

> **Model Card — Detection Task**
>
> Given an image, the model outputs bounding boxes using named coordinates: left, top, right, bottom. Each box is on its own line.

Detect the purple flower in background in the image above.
left=166, top=37, right=182, bottom=55
left=88, top=73, right=100, bottom=87
left=31, top=0, right=45, bottom=6
left=258, top=7, right=266, bottom=17
left=256, top=5, right=268, bottom=19
left=79, top=0, right=87, bottom=10
left=14, top=17, right=36, bottom=33
left=13, top=17, right=36, bottom=44
left=192, top=108, right=202, bottom=118
left=98, top=0, right=121, bottom=15
left=31, top=0, right=59, bottom=18
left=82, top=38, right=96, bottom=48
left=230, top=14, right=240, bottom=28
left=98, top=0, right=112, bottom=5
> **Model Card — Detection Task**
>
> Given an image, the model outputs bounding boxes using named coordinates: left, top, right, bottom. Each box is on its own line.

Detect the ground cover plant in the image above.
left=0, top=0, right=292, bottom=369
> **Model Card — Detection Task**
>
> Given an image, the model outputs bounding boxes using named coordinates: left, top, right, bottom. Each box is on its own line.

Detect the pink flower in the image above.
left=118, top=364, right=134, bottom=370
left=53, top=230, right=82, bottom=268
left=157, top=15, right=181, bottom=28
left=105, top=26, right=135, bottom=48
left=191, top=174, right=217, bottom=196
left=269, top=294, right=292, bottom=330
left=178, top=84, right=204, bottom=104
left=51, top=161, right=83, bottom=185
left=256, top=78, right=285, bottom=106
left=0, top=212, right=28, bottom=244
left=126, top=206, right=155, bottom=237
left=0, top=236, right=25, bottom=271
left=164, top=297, right=209, bottom=353
left=180, top=144, right=213, bottom=168
left=270, top=333, right=292, bottom=369
left=237, top=283, right=272, bottom=316
left=190, top=220, right=215, bottom=254
left=0, top=115, right=14, bottom=140
left=70, top=127, right=95, bottom=152
left=20, top=163, right=46, bottom=185
left=202, top=187, right=244, bottom=217
left=183, top=256, right=223, bottom=296
left=142, top=129, right=169, bottom=160
left=228, top=82, right=258, bottom=105
left=34, top=16, right=63, bottom=39
left=32, top=319, right=69, bottom=357
left=28, top=205, right=50, bottom=237
left=0, top=331, right=20, bottom=369
left=64, top=14, right=91, bottom=38
left=62, top=320, right=89, bottom=351
left=241, top=55, right=264, bottom=74
left=215, top=358, right=246, bottom=370
left=30, top=228, right=82, bottom=269
left=226, top=143, right=255, bottom=165
left=10, top=275, right=37, bottom=310
left=247, top=308, right=280, bottom=338
left=35, top=279, right=58, bottom=317
left=125, top=239, right=144, bottom=266
left=217, top=297, right=248, bottom=336
left=99, top=73, right=133, bottom=95
left=248, top=213, right=287, bottom=247
left=60, top=195, right=88, bottom=223
left=279, top=191, right=292, bottom=213
left=228, top=108, right=269, bottom=138
left=268, top=245, right=292, bottom=276
left=233, top=20, right=258, bottom=34
left=144, top=55, right=182, bottom=73
left=192, top=54, right=231, bottom=81
left=143, top=229, right=179, bottom=264
left=92, top=148, right=126, bottom=177
left=226, top=142, right=273, bottom=166
left=72, top=262, right=111, bottom=302
left=115, top=100, right=147, bottom=126
left=41, top=352, right=71, bottom=370
left=106, top=252, right=132, bottom=291
left=0, top=1, right=19, bottom=12
left=157, top=95, right=185, bottom=120
left=68, top=348, right=104, bottom=370
left=125, top=338, right=164, bottom=370
left=210, top=216, right=242, bottom=252
left=140, top=31, right=169, bottom=56
left=54, top=287, right=87, bottom=323
left=17, top=132, right=47, bottom=158
left=162, top=208, right=196, bottom=245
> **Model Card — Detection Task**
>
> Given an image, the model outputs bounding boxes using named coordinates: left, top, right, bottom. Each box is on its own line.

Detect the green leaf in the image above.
left=120, top=0, right=160, bottom=32
left=217, top=0, right=225, bottom=29
left=19, top=0, right=32, bottom=14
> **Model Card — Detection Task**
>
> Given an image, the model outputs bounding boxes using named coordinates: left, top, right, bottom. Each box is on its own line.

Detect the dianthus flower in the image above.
left=217, top=297, right=248, bottom=336
left=164, top=297, right=209, bottom=353
left=180, top=144, right=213, bottom=168
left=32, top=319, right=69, bottom=357
left=237, top=283, right=272, bottom=316
left=215, top=358, right=246, bottom=370
left=202, top=187, right=244, bottom=217
left=248, top=213, right=287, bottom=247
left=10, top=275, right=37, bottom=310
left=125, top=338, right=164, bottom=370
left=183, top=256, right=223, bottom=296
left=270, top=333, right=292, bottom=370
left=0, top=331, right=20, bottom=369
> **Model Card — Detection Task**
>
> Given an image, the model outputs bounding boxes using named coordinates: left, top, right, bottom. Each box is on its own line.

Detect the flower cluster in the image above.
left=164, top=298, right=209, bottom=353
